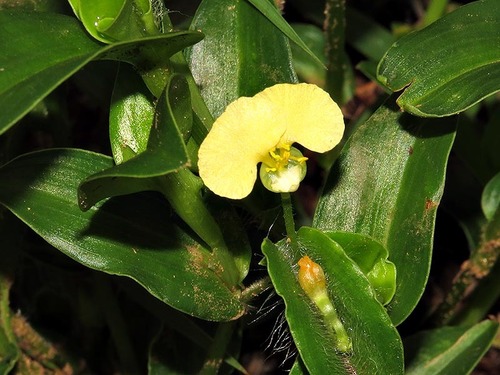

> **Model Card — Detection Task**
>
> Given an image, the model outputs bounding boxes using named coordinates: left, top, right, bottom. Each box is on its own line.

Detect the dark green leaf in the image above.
left=325, top=232, right=396, bottom=305
left=0, top=149, right=244, bottom=321
left=377, top=0, right=500, bottom=117
left=314, top=96, right=456, bottom=325
left=246, top=0, right=323, bottom=67
left=109, top=63, right=155, bottom=164
left=78, top=74, right=190, bottom=211
left=404, top=320, right=499, bottom=375
left=262, top=227, right=404, bottom=375
left=290, top=24, right=326, bottom=86
left=0, top=11, right=203, bottom=135
left=186, top=0, right=297, bottom=118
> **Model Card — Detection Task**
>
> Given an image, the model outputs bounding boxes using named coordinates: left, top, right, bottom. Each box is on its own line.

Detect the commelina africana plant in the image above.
left=198, top=83, right=345, bottom=199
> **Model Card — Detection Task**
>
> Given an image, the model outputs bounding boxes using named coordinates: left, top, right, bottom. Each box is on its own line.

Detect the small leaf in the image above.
left=314, top=96, right=456, bottom=325
left=0, top=149, right=244, bottom=321
left=482, top=171, right=500, bottom=221
left=262, top=227, right=404, bottom=375
left=78, top=74, right=190, bottom=210
left=377, top=0, right=500, bottom=117
left=404, top=320, right=499, bottom=375
left=68, top=0, right=157, bottom=43
left=109, top=63, right=155, bottom=164
left=325, top=232, right=396, bottom=305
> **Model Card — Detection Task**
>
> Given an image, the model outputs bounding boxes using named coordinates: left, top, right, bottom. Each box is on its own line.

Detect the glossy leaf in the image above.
left=109, top=64, right=155, bottom=165
left=377, top=0, right=500, bottom=117
left=482, top=171, right=500, bottom=221
left=314, top=96, right=456, bottom=325
left=186, top=0, right=297, bottom=118
left=68, top=0, right=157, bottom=43
left=325, top=232, right=396, bottom=305
left=405, top=320, right=499, bottom=374
left=0, top=149, right=244, bottom=321
left=78, top=74, right=190, bottom=211
left=290, top=24, right=326, bottom=86
left=262, top=227, right=404, bottom=375
left=0, top=10, right=203, bottom=135
left=246, top=0, right=322, bottom=67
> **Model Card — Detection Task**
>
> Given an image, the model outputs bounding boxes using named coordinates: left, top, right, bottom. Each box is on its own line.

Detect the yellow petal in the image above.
left=257, top=83, right=344, bottom=152
left=198, top=95, right=285, bottom=199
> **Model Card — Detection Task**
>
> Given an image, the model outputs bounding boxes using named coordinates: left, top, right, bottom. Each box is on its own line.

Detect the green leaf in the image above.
left=262, top=227, right=404, bottom=375
left=325, top=232, right=396, bottom=305
left=246, top=0, right=323, bottom=67
left=345, top=7, right=396, bottom=62
left=482, top=171, right=500, bottom=221
left=323, top=0, right=353, bottom=104
left=377, top=0, right=500, bottom=117
left=68, top=0, right=157, bottom=43
left=314, top=96, right=456, bottom=325
left=186, top=0, right=297, bottom=118
left=0, top=149, right=244, bottom=321
left=290, top=24, right=326, bottom=86
left=109, top=63, right=155, bottom=165
left=404, top=320, right=499, bottom=375
left=290, top=358, right=308, bottom=375
left=78, top=73, right=190, bottom=211
left=0, top=10, right=203, bottom=136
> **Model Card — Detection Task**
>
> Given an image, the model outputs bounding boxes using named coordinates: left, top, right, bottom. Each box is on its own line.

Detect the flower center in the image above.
left=259, top=144, right=308, bottom=193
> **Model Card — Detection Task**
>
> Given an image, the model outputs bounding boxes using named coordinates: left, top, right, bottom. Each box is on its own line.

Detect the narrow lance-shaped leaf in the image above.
left=314, top=96, right=456, bottom=325
left=246, top=0, right=323, bottom=67
left=78, top=74, right=190, bottom=211
left=404, top=320, right=499, bottom=375
left=0, top=149, right=245, bottom=321
left=377, top=0, right=500, bottom=117
left=0, top=11, right=203, bottom=135
left=262, top=227, right=404, bottom=375
left=186, top=0, right=297, bottom=118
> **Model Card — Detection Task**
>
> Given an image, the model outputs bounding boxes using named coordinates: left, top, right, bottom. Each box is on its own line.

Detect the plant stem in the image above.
left=240, top=277, right=272, bottom=304
left=431, top=238, right=500, bottom=326
left=281, top=193, right=298, bottom=249
left=324, top=0, right=352, bottom=104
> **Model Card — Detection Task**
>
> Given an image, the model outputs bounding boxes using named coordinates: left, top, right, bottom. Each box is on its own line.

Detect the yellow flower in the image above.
left=198, top=83, right=344, bottom=199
